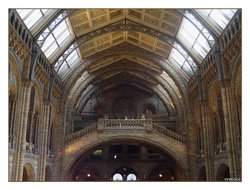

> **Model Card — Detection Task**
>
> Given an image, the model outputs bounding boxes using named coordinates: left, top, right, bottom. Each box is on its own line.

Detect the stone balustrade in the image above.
left=64, top=123, right=97, bottom=145
left=98, top=118, right=152, bottom=130
left=64, top=118, right=186, bottom=145
left=152, top=123, right=186, bottom=143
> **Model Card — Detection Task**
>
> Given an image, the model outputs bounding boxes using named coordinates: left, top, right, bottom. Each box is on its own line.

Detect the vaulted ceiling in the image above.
left=15, top=8, right=237, bottom=119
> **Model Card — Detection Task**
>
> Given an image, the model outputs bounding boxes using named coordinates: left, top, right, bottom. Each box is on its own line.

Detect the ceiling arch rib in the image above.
left=76, top=82, right=175, bottom=116
left=67, top=65, right=183, bottom=120
left=82, top=56, right=185, bottom=112
left=72, top=75, right=176, bottom=117
left=61, top=42, right=189, bottom=110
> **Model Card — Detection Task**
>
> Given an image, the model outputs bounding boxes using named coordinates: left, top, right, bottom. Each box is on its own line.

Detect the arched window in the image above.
left=113, top=173, right=123, bottom=181
left=127, top=173, right=137, bottom=181
left=216, top=164, right=230, bottom=181
left=22, top=163, right=35, bottom=181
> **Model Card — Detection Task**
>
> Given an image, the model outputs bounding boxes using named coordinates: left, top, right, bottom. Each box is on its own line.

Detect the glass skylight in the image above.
left=17, top=9, right=49, bottom=29
left=168, top=43, right=197, bottom=77
left=40, top=17, right=71, bottom=58
left=54, top=44, right=80, bottom=79
left=177, top=11, right=212, bottom=59
left=199, top=9, right=237, bottom=30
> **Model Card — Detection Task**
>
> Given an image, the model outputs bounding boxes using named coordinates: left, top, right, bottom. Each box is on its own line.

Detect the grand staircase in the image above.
left=64, top=118, right=186, bottom=145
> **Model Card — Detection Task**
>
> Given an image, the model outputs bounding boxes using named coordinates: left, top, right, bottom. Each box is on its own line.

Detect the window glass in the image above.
left=198, top=9, right=237, bottom=30
left=177, top=11, right=212, bottom=59
left=113, top=173, right=123, bottom=181
left=127, top=174, right=137, bottom=181
left=168, top=43, right=196, bottom=77
left=17, top=9, right=48, bottom=29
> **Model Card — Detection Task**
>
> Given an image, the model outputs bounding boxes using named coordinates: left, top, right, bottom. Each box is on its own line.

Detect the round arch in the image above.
left=216, top=164, right=230, bottom=181
left=147, top=164, right=176, bottom=181
left=45, top=166, right=52, bottom=181
left=72, top=166, right=102, bottom=181
left=63, top=136, right=187, bottom=181
left=22, top=163, right=35, bottom=181
left=198, top=166, right=206, bottom=181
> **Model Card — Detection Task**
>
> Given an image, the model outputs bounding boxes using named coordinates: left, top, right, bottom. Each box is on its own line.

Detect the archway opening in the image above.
left=111, top=167, right=138, bottom=181
left=147, top=165, right=175, bottom=181
left=73, top=166, right=101, bottom=181
left=22, top=163, right=35, bottom=181
left=45, top=166, right=52, bottom=181
left=198, top=166, right=206, bottom=181
left=66, top=140, right=186, bottom=181
left=216, top=164, right=230, bottom=181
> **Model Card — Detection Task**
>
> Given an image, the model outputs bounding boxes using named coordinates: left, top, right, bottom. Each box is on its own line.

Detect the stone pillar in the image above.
left=37, top=101, right=51, bottom=181
left=186, top=111, right=198, bottom=181
left=52, top=111, right=65, bottom=181
left=220, top=81, right=241, bottom=178
left=102, top=147, right=109, bottom=160
left=11, top=80, right=32, bottom=181
left=140, top=146, right=148, bottom=160
left=200, top=101, right=214, bottom=181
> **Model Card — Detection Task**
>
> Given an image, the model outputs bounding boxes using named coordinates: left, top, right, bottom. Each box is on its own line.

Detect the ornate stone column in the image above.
left=10, top=80, right=32, bottom=181
left=186, top=111, right=198, bottom=181
left=52, top=111, right=65, bottom=181
left=37, top=101, right=51, bottom=181
left=200, top=100, right=214, bottom=181
left=220, top=81, right=241, bottom=178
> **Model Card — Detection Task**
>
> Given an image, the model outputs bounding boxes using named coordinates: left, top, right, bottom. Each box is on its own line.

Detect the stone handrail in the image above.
left=64, top=123, right=97, bottom=145
left=98, top=118, right=152, bottom=129
left=64, top=119, right=185, bottom=146
left=152, top=123, right=186, bottom=144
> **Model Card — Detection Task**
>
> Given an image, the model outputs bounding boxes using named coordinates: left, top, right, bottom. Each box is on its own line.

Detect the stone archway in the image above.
left=72, top=166, right=102, bottom=181
left=216, top=164, right=230, bottom=181
left=147, top=165, right=176, bottom=181
left=198, top=166, right=206, bottom=181
left=45, top=166, right=52, bottom=181
left=22, top=163, right=35, bottom=181
left=63, top=137, right=187, bottom=181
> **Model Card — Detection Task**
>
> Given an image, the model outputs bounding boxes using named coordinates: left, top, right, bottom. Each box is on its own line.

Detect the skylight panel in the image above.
left=168, top=43, right=197, bottom=77
left=176, top=10, right=217, bottom=60
left=198, top=9, right=237, bottom=30
left=17, top=9, right=48, bottom=29
left=54, top=43, right=81, bottom=79
left=40, top=18, right=72, bottom=59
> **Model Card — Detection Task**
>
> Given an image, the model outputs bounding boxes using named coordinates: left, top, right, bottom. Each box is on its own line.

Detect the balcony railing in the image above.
left=64, top=119, right=186, bottom=145
left=64, top=123, right=97, bottom=145
left=152, top=123, right=186, bottom=143
left=98, top=118, right=152, bottom=129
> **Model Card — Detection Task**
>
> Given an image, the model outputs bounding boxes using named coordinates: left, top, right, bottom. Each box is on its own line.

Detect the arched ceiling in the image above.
left=15, top=8, right=237, bottom=120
